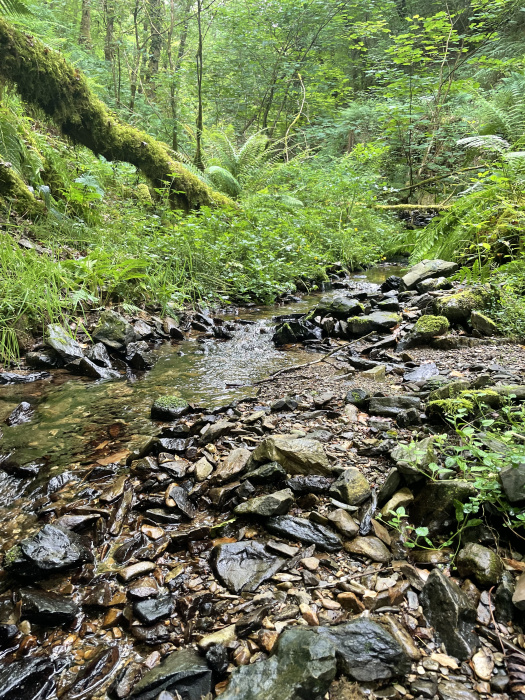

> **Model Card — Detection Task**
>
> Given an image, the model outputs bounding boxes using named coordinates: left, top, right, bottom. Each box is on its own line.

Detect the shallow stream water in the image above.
left=0, top=265, right=404, bottom=516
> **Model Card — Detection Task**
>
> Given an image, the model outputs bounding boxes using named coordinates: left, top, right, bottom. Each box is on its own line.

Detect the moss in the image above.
left=135, top=183, right=153, bottom=206
left=414, top=314, right=449, bottom=338
left=154, top=395, right=188, bottom=410
left=0, top=162, right=45, bottom=217
left=3, top=544, right=22, bottom=567
left=434, top=287, right=492, bottom=322
left=0, top=17, right=233, bottom=211
left=427, top=398, right=475, bottom=418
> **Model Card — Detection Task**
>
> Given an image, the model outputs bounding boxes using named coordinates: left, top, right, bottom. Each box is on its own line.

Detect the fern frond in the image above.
left=0, top=109, right=23, bottom=174
left=0, top=0, right=30, bottom=16
left=204, top=166, right=241, bottom=198
left=457, top=135, right=510, bottom=152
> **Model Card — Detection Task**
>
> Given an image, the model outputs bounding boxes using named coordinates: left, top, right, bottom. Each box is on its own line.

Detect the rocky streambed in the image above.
left=0, top=261, right=525, bottom=700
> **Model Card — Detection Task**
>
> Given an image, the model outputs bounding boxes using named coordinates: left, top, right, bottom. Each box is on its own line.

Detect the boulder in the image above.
left=369, top=396, right=420, bottom=418
left=211, top=542, right=285, bottom=593
left=456, top=543, right=504, bottom=586
left=347, top=312, right=401, bottom=336
left=45, top=324, right=84, bottom=363
left=410, top=480, right=476, bottom=535
left=316, top=618, right=410, bottom=681
left=315, top=295, right=364, bottom=319
left=499, top=462, right=525, bottom=503
left=234, top=489, right=294, bottom=517
left=420, top=568, right=478, bottom=660
left=93, top=310, right=137, bottom=350
left=126, top=341, right=155, bottom=370
left=329, top=467, right=370, bottom=505
left=265, top=515, right=342, bottom=552
left=471, top=310, right=498, bottom=335
left=69, top=356, right=120, bottom=380
left=416, top=276, right=452, bottom=293
left=85, top=342, right=112, bottom=367
left=4, top=524, right=92, bottom=579
left=401, top=259, right=458, bottom=290
left=273, top=319, right=322, bottom=345
left=250, top=436, right=333, bottom=475
left=19, top=589, right=79, bottom=626
left=151, top=396, right=190, bottom=420
left=434, top=288, right=491, bottom=323
left=219, top=627, right=337, bottom=700
left=130, top=648, right=212, bottom=700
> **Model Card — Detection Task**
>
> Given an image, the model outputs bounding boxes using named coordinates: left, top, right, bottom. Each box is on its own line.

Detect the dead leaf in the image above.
left=431, top=652, right=459, bottom=670
left=471, top=647, right=494, bottom=681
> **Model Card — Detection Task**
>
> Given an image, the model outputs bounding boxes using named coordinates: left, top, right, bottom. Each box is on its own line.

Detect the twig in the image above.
left=254, top=342, right=350, bottom=384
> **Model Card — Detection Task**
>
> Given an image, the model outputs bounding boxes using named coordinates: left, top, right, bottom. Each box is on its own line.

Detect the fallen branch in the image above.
left=254, top=342, right=350, bottom=384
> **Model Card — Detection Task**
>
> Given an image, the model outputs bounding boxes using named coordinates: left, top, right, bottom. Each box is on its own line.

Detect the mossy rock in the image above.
left=135, top=183, right=153, bottom=206
left=428, top=389, right=500, bottom=418
left=151, top=395, right=189, bottom=420
left=434, top=287, right=492, bottom=323
left=413, top=314, right=450, bottom=339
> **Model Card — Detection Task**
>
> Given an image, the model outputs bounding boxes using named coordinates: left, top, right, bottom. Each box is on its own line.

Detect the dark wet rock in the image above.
left=19, top=589, right=79, bottom=626
left=347, top=312, right=401, bottom=336
left=411, top=679, right=438, bottom=697
left=0, top=371, right=50, bottom=384
left=381, top=275, right=403, bottom=293
left=26, top=348, right=63, bottom=369
left=134, top=319, right=154, bottom=339
left=205, top=644, right=229, bottom=677
left=329, top=467, right=370, bottom=505
left=151, top=396, right=190, bottom=420
left=286, top=475, right=333, bottom=494
left=316, top=618, right=410, bottom=681
left=420, top=568, right=478, bottom=660
left=500, top=461, right=525, bottom=503
left=243, top=462, right=287, bottom=484
left=5, top=401, right=33, bottom=426
left=234, top=488, right=294, bottom=517
left=163, top=317, right=185, bottom=340
left=219, top=627, right=337, bottom=700
left=118, top=561, right=156, bottom=582
left=165, top=484, right=195, bottom=518
left=0, top=624, right=17, bottom=646
left=377, top=298, right=400, bottom=312
left=93, top=310, right=137, bottom=350
left=45, top=324, right=85, bottom=363
left=270, top=397, right=298, bottom=412
left=265, top=515, right=342, bottom=552
left=211, top=541, right=285, bottom=593
left=250, top=436, right=333, bottom=475
left=62, top=646, right=120, bottom=699
left=134, top=595, right=174, bottom=625
left=456, top=543, right=504, bottom=586
left=69, top=356, right=120, bottom=380
left=198, top=417, right=234, bottom=444
left=85, top=342, right=112, bottom=367
left=404, top=363, right=440, bottom=383
left=5, top=524, right=92, bottom=579
left=130, top=647, right=212, bottom=700
left=401, top=259, right=458, bottom=290
left=0, top=656, right=60, bottom=700
left=345, top=388, right=370, bottom=408
left=315, top=295, right=364, bottom=319
left=126, top=341, right=155, bottom=370
left=410, top=480, right=477, bottom=535
left=273, top=318, right=322, bottom=345
left=495, top=572, right=515, bottom=622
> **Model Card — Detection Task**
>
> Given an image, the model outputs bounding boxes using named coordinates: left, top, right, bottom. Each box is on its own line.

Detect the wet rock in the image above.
left=499, top=462, right=525, bottom=503
left=403, top=362, right=439, bottom=382
left=512, top=572, right=525, bottom=611
left=420, top=568, right=478, bottom=660
left=456, top=543, right=504, bottom=586
left=0, top=656, right=59, bottom=700
left=401, top=259, right=458, bottom=290
left=273, top=318, right=322, bottom=345
left=26, top=348, right=63, bottom=369
left=93, top=310, right=138, bottom=350
left=329, top=467, right=370, bottom=505
left=134, top=595, right=174, bottom=625
left=219, top=627, right=337, bottom=700
left=126, top=341, right=155, bottom=370
left=250, top=436, right=333, bottom=475
left=85, top=342, right=112, bottom=367
left=151, top=396, right=190, bottom=420
left=438, top=679, right=479, bottom=700
left=417, top=276, right=452, bottom=293
left=471, top=310, right=498, bottom=335
left=348, top=312, right=401, bottom=336
left=235, top=489, right=294, bottom=517
left=410, top=480, right=477, bottom=535
left=205, top=644, right=229, bottom=676
left=70, top=356, right=120, bottom=380
left=345, top=388, right=370, bottom=408
left=194, top=456, right=213, bottom=481
left=286, top=475, right=333, bottom=494
left=316, top=618, right=410, bottom=681
left=315, top=295, right=364, bottom=319
left=62, top=646, right=120, bottom=699
left=163, top=317, right=185, bottom=340
left=46, top=324, right=85, bottom=363
left=368, top=395, right=420, bottom=418
left=244, top=461, right=287, bottom=484
left=214, top=448, right=251, bottom=483
left=130, top=648, right=212, bottom=700
left=381, top=275, right=403, bottom=292
left=118, top=561, right=156, bottom=582
left=212, top=541, right=285, bottom=593
left=265, top=515, right=342, bottom=552
left=198, top=624, right=237, bottom=651
left=199, top=417, right=235, bottom=444
left=5, top=524, right=92, bottom=579
left=344, top=536, right=391, bottom=563
left=5, top=401, right=33, bottom=426
left=165, top=484, right=195, bottom=518
left=328, top=509, right=359, bottom=538
left=411, top=679, right=438, bottom=697
left=0, top=371, right=50, bottom=384
left=19, top=589, right=79, bottom=626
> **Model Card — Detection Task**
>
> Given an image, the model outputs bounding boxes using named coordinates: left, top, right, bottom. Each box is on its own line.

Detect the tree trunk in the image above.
left=0, top=17, right=229, bottom=212
left=144, top=0, right=163, bottom=97
left=168, top=0, right=191, bottom=151
left=194, top=0, right=204, bottom=170
left=78, top=0, right=92, bottom=47
left=104, top=0, right=116, bottom=62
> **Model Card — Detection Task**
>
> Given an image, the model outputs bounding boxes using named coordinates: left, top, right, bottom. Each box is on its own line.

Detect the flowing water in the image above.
left=0, top=265, right=404, bottom=515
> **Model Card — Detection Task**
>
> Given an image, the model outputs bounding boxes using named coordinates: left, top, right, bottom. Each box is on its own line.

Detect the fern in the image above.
left=0, top=109, right=23, bottom=174
left=457, top=135, right=510, bottom=153
left=204, top=166, right=241, bottom=198
left=0, top=0, right=30, bottom=16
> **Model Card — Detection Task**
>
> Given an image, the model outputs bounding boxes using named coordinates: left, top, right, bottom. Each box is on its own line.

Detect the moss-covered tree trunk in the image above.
left=0, top=17, right=227, bottom=212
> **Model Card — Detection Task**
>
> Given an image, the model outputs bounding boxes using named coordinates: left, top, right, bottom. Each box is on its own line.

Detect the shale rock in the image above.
left=130, top=648, right=212, bottom=700
left=265, top=515, right=342, bottom=552
left=329, top=467, right=370, bottom=505
left=344, top=536, right=391, bottom=563
left=456, top=543, right=504, bottom=586
left=211, top=541, right=285, bottom=593
left=234, top=489, right=294, bottom=517
left=19, top=589, right=79, bottom=626
left=0, top=657, right=60, bottom=700
left=93, top=310, right=137, bottom=350
left=45, top=324, right=84, bottom=363
left=250, top=436, right=333, bottom=475
left=273, top=319, right=322, bottom=345
left=401, top=259, right=458, bottom=290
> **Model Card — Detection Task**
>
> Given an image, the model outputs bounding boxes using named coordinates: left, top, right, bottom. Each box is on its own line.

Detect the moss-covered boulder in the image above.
left=434, top=287, right=492, bottom=322
left=397, top=315, right=449, bottom=350
left=93, top=310, right=137, bottom=351
left=456, top=543, right=504, bottom=587
left=471, top=310, right=499, bottom=336
left=410, top=480, right=477, bottom=536
left=151, top=395, right=189, bottom=420
left=347, top=312, right=400, bottom=336
left=428, top=389, right=500, bottom=419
